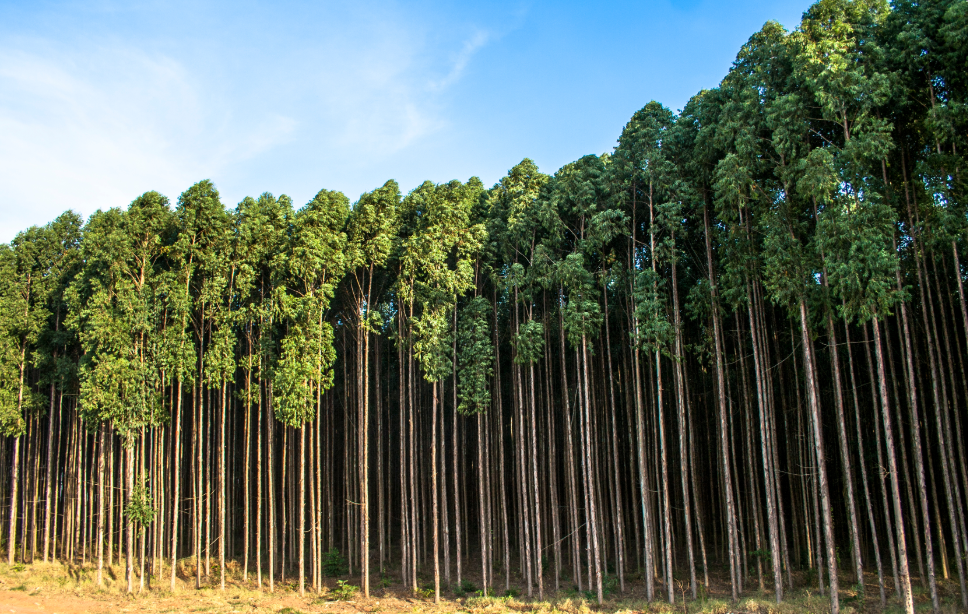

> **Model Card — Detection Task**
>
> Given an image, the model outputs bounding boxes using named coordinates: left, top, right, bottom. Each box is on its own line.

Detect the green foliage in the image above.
left=347, top=180, right=399, bottom=273
left=331, top=579, right=358, bottom=600
left=633, top=268, right=674, bottom=353
left=70, top=192, right=174, bottom=441
left=322, top=548, right=347, bottom=577
left=818, top=194, right=901, bottom=322
left=557, top=253, right=602, bottom=348
left=273, top=189, right=347, bottom=428
left=457, top=297, right=494, bottom=415
left=123, top=478, right=156, bottom=535
left=399, top=178, right=486, bottom=383
left=512, top=319, right=545, bottom=365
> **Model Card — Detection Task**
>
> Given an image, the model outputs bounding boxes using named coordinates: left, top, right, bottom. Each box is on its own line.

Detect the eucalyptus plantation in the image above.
left=2, top=2, right=967, bottom=614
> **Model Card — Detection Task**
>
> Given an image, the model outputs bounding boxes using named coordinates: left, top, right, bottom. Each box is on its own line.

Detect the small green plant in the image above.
left=123, top=478, right=156, bottom=536
left=698, top=581, right=708, bottom=603
left=603, top=574, right=618, bottom=597
left=379, top=574, right=392, bottom=588
left=331, top=579, right=358, bottom=601
left=454, top=579, right=478, bottom=596
left=503, top=587, right=520, bottom=599
left=474, top=587, right=495, bottom=598
left=322, top=548, right=347, bottom=577
left=11, top=562, right=26, bottom=572
left=414, top=584, right=435, bottom=599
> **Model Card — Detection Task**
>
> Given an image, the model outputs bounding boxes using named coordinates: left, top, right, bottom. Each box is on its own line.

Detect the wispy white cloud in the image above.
left=0, top=40, right=298, bottom=238
left=429, top=30, right=490, bottom=92
left=0, top=3, right=499, bottom=241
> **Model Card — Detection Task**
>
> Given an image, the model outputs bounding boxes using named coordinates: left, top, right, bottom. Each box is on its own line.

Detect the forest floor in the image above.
left=0, top=561, right=961, bottom=614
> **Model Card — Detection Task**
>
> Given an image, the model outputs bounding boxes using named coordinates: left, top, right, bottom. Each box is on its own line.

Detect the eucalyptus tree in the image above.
left=790, top=3, right=915, bottom=612
left=199, top=230, right=237, bottom=592
left=616, top=101, right=683, bottom=603
left=554, top=251, right=603, bottom=605
left=709, top=22, right=800, bottom=602
left=32, top=212, right=83, bottom=565
left=231, top=192, right=292, bottom=589
left=456, top=295, right=494, bottom=591
left=544, top=154, right=617, bottom=605
left=167, top=181, right=230, bottom=590
left=274, top=189, right=348, bottom=596
left=69, top=192, right=172, bottom=591
left=815, top=185, right=909, bottom=614
left=885, top=3, right=968, bottom=605
left=671, top=87, right=741, bottom=603
left=485, top=158, right=552, bottom=599
left=0, top=227, right=52, bottom=566
left=344, top=181, right=398, bottom=597
left=399, top=178, right=485, bottom=603
left=481, top=159, right=550, bottom=593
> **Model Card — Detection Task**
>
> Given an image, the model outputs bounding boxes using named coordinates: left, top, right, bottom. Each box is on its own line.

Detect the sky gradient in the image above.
left=0, top=0, right=812, bottom=242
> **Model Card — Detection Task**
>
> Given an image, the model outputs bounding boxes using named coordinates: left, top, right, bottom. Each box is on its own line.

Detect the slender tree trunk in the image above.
left=299, top=424, right=306, bottom=596
left=432, top=380, right=441, bottom=604
left=171, top=380, right=184, bottom=590
left=43, top=384, right=57, bottom=564
left=872, top=316, right=915, bottom=614
left=559, top=304, right=581, bottom=593
left=220, top=381, right=227, bottom=591
left=844, top=319, right=886, bottom=606
left=126, top=444, right=134, bottom=593
left=898, top=243, right=942, bottom=613
left=96, top=422, right=107, bottom=586
left=798, top=300, right=839, bottom=614
left=7, top=443, right=20, bottom=564
left=529, top=358, right=544, bottom=600
left=267, top=383, right=275, bottom=592
left=361, top=311, right=371, bottom=598
left=603, top=290, right=627, bottom=593
left=825, top=311, right=864, bottom=591
left=453, top=307, right=462, bottom=589
left=703, top=203, right=738, bottom=602
left=581, top=336, right=604, bottom=604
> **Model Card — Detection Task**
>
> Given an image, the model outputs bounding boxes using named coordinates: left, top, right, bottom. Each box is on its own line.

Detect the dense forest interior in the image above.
left=1, top=1, right=967, bottom=613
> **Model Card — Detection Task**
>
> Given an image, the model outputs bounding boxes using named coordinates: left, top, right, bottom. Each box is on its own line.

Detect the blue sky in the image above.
left=0, top=0, right=812, bottom=242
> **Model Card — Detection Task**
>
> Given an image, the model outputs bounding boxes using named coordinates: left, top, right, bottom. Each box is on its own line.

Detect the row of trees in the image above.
left=2, top=1, right=967, bottom=613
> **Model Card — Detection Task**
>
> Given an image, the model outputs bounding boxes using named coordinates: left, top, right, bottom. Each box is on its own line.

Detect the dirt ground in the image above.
left=0, top=561, right=963, bottom=614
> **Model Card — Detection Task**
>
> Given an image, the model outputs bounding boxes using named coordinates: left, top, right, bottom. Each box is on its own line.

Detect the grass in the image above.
left=0, top=561, right=964, bottom=614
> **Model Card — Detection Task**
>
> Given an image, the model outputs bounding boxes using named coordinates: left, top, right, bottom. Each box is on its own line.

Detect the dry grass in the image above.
left=0, top=561, right=963, bottom=614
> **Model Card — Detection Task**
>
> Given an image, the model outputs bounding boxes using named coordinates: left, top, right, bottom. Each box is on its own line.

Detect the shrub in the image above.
left=331, top=579, right=358, bottom=601
left=322, top=548, right=347, bottom=577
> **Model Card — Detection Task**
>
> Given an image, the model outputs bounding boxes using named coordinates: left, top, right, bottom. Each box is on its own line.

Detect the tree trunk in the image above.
left=872, top=316, right=915, bottom=614
left=703, top=202, right=738, bottom=602
left=220, top=381, right=227, bottom=591
left=96, top=422, right=106, bottom=586
left=126, top=444, right=134, bottom=593
left=844, top=319, right=886, bottom=606
left=171, top=380, right=184, bottom=591
left=432, top=380, right=441, bottom=604
left=798, top=300, right=839, bottom=614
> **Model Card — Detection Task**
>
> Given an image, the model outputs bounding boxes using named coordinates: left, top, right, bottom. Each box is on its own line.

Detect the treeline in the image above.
left=1, top=1, right=967, bottom=613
